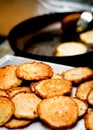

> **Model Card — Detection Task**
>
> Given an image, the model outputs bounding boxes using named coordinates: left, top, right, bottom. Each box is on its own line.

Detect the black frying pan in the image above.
left=8, top=12, right=93, bottom=69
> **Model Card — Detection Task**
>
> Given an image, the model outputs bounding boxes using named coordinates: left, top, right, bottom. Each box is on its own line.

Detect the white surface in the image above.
left=0, top=55, right=86, bottom=130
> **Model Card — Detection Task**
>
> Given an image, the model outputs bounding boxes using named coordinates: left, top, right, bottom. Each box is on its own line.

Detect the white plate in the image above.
left=0, top=54, right=85, bottom=130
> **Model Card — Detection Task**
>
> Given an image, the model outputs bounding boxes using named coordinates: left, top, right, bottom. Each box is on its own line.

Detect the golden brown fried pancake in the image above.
left=0, top=96, right=14, bottom=126
left=5, top=118, right=31, bottom=129
left=0, top=65, right=22, bottom=90
left=62, top=67, right=93, bottom=84
left=11, top=92, right=41, bottom=120
left=73, top=97, right=88, bottom=119
left=8, top=86, right=31, bottom=97
left=55, top=42, right=87, bottom=56
left=84, top=110, right=93, bottom=130
left=34, top=79, right=72, bottom=99
left=38, top=96, right=78, bottom=129
left=87, top=89, right=93, bottom=106
left=16, top=62, right=53, bottom=80
left=76, top=80, right=93, bottom=101
left=80, top=30, right=93, bottom=44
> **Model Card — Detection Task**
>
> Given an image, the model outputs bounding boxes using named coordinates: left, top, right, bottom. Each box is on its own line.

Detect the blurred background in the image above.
left=0, top=0, right=93, bottom=59
left=0, top=0, right=39, bottom=36
left=0, top=0, right=93, bottom=36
